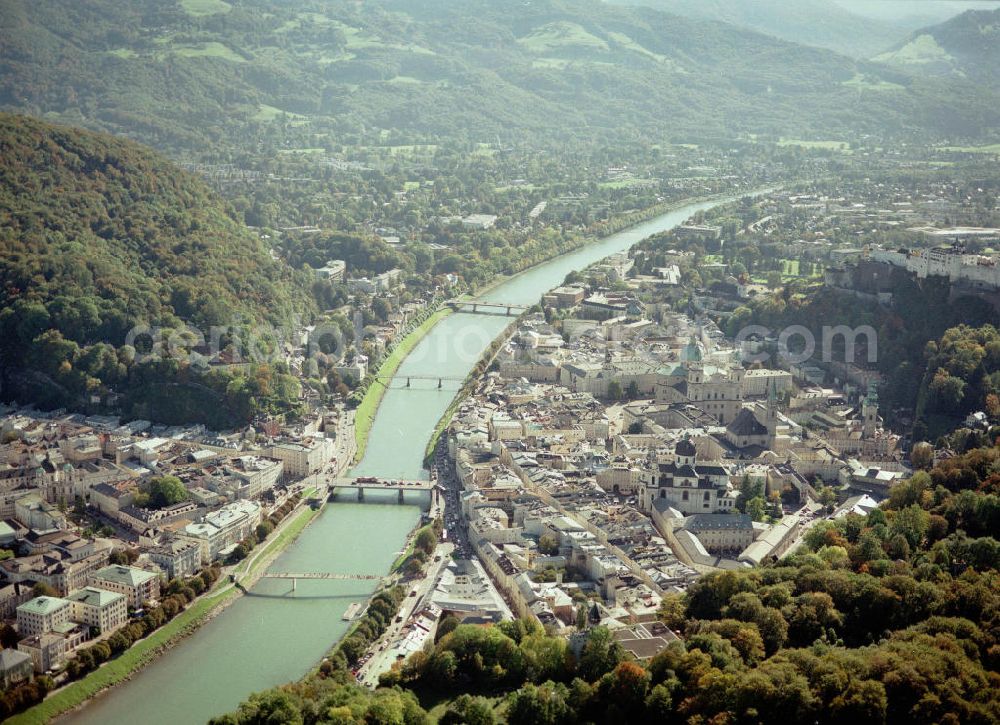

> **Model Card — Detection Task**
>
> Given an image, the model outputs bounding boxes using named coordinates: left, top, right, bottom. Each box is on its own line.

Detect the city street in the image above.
left=354, top=541, right=454, bottom=687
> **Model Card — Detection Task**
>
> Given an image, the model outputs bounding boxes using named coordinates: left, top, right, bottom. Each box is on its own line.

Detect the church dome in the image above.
left=675, top=439, right=697, bottom=458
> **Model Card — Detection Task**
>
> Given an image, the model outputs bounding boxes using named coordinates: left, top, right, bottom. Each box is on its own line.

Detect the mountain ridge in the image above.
left=1, top=0, right=998, bottom=153
left=607, top=0, right=910, bottom=57
left=875, top=8, right=1000, bottom=91
left=0, top=112, right=312, bottom=422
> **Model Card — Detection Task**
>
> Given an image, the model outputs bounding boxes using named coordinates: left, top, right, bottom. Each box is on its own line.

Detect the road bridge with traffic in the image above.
left=330, top=476, right=438, bottom=503
left=446, top=300, right=529, bottom=316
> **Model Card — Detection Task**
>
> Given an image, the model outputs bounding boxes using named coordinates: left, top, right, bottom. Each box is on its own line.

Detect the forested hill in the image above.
left=1, top=0, right=997, bottom=154
left=0, top=112, right=307, bottom=331
left=0, top=113, right=312, bottom=424
left=875, top=8, right=1000, bottom=91
left=609, top=0, right=910, bottom=58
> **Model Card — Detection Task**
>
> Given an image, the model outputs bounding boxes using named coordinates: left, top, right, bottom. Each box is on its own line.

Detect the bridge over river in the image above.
left=258, top=571, right=382, bottom=591
left=446, top=299, right=529, bottom=316
left=369, top=373, right=466, bottom=389
left=329, top=476, right=438, bottom=503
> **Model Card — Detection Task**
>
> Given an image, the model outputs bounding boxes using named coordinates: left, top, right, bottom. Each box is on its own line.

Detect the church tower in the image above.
left=861, top=381, right=879, bottom=438
left=765, top=377, right=779, bottom=437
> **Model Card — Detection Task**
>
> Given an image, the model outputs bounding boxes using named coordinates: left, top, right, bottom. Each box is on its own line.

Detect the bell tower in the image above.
left=861, top=381, right=878, bottom=438
left=765, top=378, right=779, bottom=437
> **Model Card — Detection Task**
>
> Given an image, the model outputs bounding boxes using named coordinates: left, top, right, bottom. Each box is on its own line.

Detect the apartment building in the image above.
left=66, top=587, right=128, bottom=634
left=16, top=596, right=71, bottom=638
left=89, top=565, right=160, bottom=608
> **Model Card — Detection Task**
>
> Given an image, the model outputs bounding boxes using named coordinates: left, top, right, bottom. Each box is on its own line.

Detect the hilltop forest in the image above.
left=0, top=113, right=313, bottom=426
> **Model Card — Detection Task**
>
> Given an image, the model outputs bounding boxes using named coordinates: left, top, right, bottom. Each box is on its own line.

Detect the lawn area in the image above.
left=419, top=691, right=506, bottom=723
left=531, top=57, right=571, bottom=69
left=106, top=48, right=137, bottom=59
left=778, top=259, right=822, bottom=278
left=356, top=144, right=438, bottom=157
left=607, top=31, right=667, bottom=63
left=874, top=34, right=952, bottom=66
left=169, top=42, right=246, bottom=63
left=180, top=0, right=231, bottom=16
left=353, top=308, right=453, bottom=463
left=518, top=21, right=609, bottom=53
left=841, top=72, right=904, bottom=92
left=329, top=20, right=435, bottom=55
left=252, top=104, right=307, bottom=122
left=495, top=183, right=539, bottom=193
left=598, top=178, right=656, bottom=189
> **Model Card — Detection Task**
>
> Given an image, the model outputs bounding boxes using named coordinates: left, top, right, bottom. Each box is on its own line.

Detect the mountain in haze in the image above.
left=0, top=0, right=997, bottom=152
left=0, top=112, right=312, bottom=421
left=833, top=0, right=1000, bottom=28
left=607, top=0, right=910, bottom=58
left=874, top=8, right=1000, bottom=90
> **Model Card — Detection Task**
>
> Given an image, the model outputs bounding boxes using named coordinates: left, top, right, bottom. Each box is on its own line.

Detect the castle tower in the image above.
left=861, top=381, right=879, bottom=438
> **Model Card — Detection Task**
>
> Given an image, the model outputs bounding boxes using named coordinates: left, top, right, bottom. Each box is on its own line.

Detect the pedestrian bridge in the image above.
left=369, top=373, right=466, bottom=389
left=262, top=572, right=382, bottom=581
left=258, top=571, right=383, bottom=591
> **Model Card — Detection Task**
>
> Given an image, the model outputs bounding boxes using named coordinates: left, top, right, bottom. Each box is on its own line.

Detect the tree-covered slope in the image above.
left=0, top=112, right=312, bottom=423
left=0, top=112, right=307, bottom=332
left=875, top=8, right=1000, bottom=90
left=609, top=0, right=910, bottom=58
left=1, top=0, right=997, bottom=153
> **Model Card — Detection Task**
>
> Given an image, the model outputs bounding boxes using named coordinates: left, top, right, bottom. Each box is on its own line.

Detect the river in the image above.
left=64, top=196, right=734, bottom=724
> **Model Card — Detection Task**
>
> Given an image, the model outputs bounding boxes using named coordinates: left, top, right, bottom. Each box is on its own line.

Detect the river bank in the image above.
left=14, top=495, right=327, bottom=725
left=463, top=190, right=742, bottom=302
left=422, top=317, right=520, bottom=466
left=61, top=502, right=422, bottom=725
left=353, top=306, right=454, bottom=465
